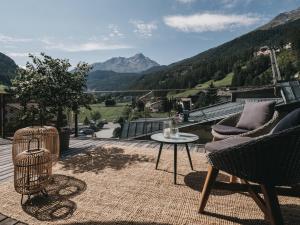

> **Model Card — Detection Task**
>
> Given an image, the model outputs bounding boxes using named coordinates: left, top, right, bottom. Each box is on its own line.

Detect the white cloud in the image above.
left=0, top=34, right=32, bottom=43
left=164, top=13, right=262, bottom=32
left=108, top=24, right=124, bottom=38
left=7, top=52, right=29, bottom=57
left=45, top=41, right=132, bottom=52
left=176, top=0, right=196, bottom=3
left=130, top=20, right=158, bottom=38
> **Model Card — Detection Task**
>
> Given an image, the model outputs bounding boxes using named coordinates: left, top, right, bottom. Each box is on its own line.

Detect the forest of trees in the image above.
left=133, top=19, right=300, bottom=90
left=231, top=56, right=272, bottom=87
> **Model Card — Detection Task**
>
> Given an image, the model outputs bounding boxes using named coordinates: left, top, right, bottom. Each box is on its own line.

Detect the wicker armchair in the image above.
left=212, top=110, right=280, bottom=140
left=200, top=126, right=300, bottom=225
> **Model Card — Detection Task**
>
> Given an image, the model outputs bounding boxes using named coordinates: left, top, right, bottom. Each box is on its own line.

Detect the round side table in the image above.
left=151, top=132, right=199, bottom=184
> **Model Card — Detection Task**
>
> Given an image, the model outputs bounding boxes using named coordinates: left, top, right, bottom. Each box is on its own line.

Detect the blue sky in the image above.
left=0, top=0, right=299, bottom=67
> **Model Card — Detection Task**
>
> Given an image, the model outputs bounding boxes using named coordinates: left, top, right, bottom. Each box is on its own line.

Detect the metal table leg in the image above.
left=185, top=144, right=194, bottom=170
left=155, top=143, right=163, bottom=169
left=174, top=144, right=177, bottom=184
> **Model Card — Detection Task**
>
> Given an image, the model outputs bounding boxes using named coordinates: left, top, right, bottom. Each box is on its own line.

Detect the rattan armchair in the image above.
left=212, top=110, right=280, bottom=141
left=200, top=126, right=300, bottom=225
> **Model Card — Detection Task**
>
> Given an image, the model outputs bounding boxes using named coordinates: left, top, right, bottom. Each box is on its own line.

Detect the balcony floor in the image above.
left=0, top=138, right=299, bottom=225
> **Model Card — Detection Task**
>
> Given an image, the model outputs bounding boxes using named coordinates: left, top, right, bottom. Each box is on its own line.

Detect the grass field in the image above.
left=0, top=85, right=8, bottom=93
left=169, top=72, right=233, bottom=98
left=79, top=103, right=128, bottom=123
left=79, top=103, right=170, bottom=123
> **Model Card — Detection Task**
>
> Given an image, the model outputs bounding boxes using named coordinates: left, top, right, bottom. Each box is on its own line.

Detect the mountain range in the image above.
left=87, top=53, right=161, bottom=90
left=90, top=53, right=159, bottom=73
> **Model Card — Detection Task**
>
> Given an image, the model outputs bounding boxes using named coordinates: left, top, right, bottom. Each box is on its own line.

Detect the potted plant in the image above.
left=12, top=53, right=91, bottom=152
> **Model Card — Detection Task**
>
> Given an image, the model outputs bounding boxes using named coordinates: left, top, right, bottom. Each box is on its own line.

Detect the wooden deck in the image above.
left=0, top=137, right=204, bottom=183
left=0, top=213, right=27, bottom=225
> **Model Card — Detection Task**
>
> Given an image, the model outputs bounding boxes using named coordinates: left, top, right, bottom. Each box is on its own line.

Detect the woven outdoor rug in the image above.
left=0, top=143, right=299, bottom=225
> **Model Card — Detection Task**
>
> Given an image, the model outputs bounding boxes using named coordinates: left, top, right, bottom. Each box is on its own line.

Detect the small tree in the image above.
left=136, top=100, right=145, bottom=112
left=205, top=82, right=219, bottom=105
left=90, top=111, right=102, bottom=121
left=12, top=53, right=91, bottom=130
left=113, top=127, right=122, bottom=138
left=83, top=116, right=90, bottom=125
left=105, top=99, right=116, bottom=106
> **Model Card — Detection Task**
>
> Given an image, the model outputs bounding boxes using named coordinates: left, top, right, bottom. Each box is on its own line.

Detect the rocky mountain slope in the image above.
left=90, top=53, right=159, bottom=73
left=259, top=7, right=300, bottom=30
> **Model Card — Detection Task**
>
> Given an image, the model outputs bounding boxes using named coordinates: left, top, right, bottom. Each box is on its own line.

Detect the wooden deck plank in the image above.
left=0, top=214, right=7, bottom=222
left=0, top=217, right=18, bottom=225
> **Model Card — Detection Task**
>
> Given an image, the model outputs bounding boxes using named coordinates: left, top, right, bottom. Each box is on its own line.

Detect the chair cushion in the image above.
left=205, top=137, right=253, bottom=153
left=271, top=108, right=300, bottom=133
left=236, top=101, right=276, bottom=130
left=212, top=124, right=249, bottom=135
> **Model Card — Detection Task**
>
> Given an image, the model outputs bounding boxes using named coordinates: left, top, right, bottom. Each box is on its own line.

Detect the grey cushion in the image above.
left=236, top=101, right=276, bottom=130
left=212, top=124, right=249, bottom=135
left=205, top=137, right=253, bottom=153
left=272, top=108, right=300, bottom=133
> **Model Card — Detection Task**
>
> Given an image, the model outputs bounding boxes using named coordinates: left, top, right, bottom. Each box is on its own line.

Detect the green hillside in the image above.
left=87, top=70, right=143, bottom=91
left=171, top=48, right=298, bottom=98
left=0, top=52, right=17, bottom=85
left=170, top=72, right=233, bottom=98
left=132, top=19, right=300, bottom=91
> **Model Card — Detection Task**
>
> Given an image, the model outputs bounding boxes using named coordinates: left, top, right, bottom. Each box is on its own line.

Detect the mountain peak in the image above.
left=132, top=53, right=145, bottom=58
left=91, top=53, right=159, bottom=73
left=259, top=7, right=300, bottom=30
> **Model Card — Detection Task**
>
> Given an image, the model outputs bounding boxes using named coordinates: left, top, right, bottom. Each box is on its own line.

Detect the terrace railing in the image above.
left=121, top=119, right=167, bottom=139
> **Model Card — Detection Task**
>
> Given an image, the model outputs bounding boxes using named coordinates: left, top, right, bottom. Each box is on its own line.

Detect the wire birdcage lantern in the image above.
left=12, top=126, right=60, bottom=165
left=14, top=138, right=52, bottom=204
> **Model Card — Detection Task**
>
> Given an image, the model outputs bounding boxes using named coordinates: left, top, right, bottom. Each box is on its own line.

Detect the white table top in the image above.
left=151, top=132, right=199, bottom=144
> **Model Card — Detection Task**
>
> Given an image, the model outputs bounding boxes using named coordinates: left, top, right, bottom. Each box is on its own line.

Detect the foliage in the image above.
left=213, top=70, right=226, bottom=81
left=130, top=108, right=151, bottom=121
left=205, top=82, right=220, bottom=105
left=113, top=127, right=122, bottom=138
left=12, top=53, right=91, bottom=128
left=136, top=100, right=145, bottom=112
left=90, top=111, right=102, bottom=121
left=194, top=83, right=220, bottom=108
left=133, top=19, right=300, bottom=90
left=231, top=56, right=270, bottom=86
left=105, top=99, right=116, bottom=106
left=289, top=29, right=300, bottom=61
left=121, top=105, right=132, bottom=120
left=0, top=52, right=17, bottom=85
left=194, top=92, right=207, bottom=108
left=161, top=98, right=174, bottom=113
left=115, top=116, right=125, bottom=124
left=83, top=116, right=90, bottom=125
left=87, top=70, right=143, bottom=91
left=171, top=72, right=233, bottom=98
